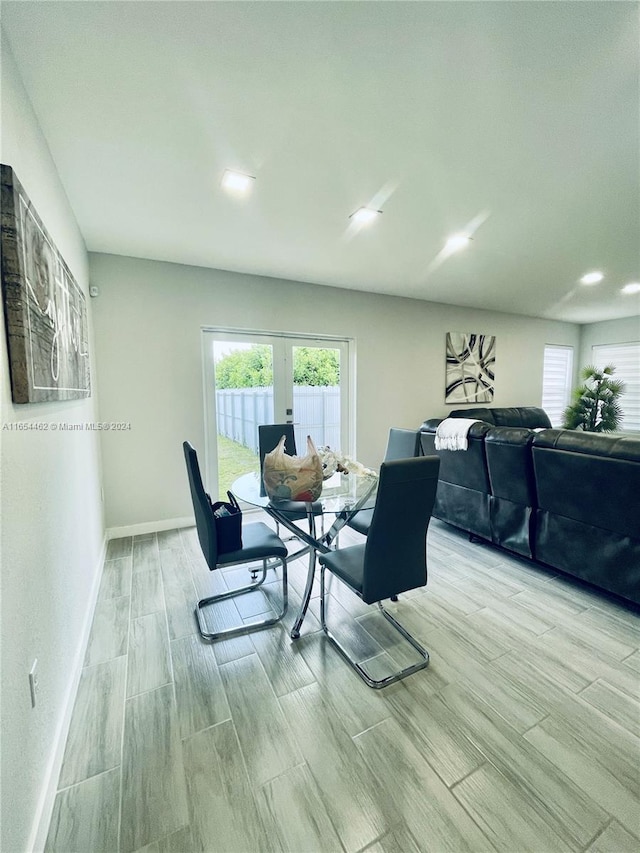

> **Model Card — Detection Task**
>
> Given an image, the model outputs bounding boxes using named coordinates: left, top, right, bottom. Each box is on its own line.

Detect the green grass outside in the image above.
left=215, top=433, right=259, bottom=501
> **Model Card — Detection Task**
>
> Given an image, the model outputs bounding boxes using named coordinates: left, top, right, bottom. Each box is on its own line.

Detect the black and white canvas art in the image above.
left=1, top=165, right=90, bottom=403
left=445, top=332, right=496, bottom=404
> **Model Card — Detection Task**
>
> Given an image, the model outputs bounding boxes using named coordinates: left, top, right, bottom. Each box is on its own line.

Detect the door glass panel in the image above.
left=291, top=345, right=341, bottom=451
left=204, top=331, right=350, bottom=501
left=212, top=340, right=274, bottom=501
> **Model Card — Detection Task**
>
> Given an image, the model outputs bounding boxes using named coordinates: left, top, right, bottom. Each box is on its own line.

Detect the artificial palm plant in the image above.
left=563, top=364, right=625, bottom=432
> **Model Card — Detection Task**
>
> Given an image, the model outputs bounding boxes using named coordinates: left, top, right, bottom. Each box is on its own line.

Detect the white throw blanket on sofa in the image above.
left=435, top=418, right=481, bottom=451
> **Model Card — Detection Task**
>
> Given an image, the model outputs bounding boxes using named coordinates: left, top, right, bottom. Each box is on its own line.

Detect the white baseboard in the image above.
left=106, top=509, right=266, bottom=541
left=106, top=515, right=195, bottom=540
left=27, top=533, right=108, bottom=853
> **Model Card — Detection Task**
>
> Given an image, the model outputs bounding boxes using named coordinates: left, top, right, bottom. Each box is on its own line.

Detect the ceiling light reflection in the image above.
left=221, top=169, right=255, bottom=195
left=349, top=207, right=382, bottom=225
left=580, top=271, right=604, bottom=285
left=621, top=282, right=640, bottom=295
left=444, top=234, right=471, bottom=253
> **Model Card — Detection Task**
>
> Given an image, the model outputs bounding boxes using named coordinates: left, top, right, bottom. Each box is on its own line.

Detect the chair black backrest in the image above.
left=183, top=441, right=218, bottom=569
left=362, top=456, right=440, bottom=604
left=258, top=424, right=297, bottom=496
left=385, top=428, right=421, bottom=461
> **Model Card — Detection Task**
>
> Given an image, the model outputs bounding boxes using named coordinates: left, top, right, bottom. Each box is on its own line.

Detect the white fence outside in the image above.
left=216, top=386, right=341, bottom=453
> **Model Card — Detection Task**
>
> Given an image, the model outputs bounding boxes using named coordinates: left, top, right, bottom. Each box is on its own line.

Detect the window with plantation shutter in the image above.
left=542, top=345, right=573, bottom=427
left=592, top=342, right=640, bottom=432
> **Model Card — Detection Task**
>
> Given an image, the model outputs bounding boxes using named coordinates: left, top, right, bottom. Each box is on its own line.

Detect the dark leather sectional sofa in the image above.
left=420, top=407, right=640, bottom=605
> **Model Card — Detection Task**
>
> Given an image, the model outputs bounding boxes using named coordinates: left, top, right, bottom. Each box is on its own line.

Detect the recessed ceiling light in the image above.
left=621, top=282, right=640, bottom=295
left=444, top=234, right=471, bottom=252
left=349, top=207, right=382, bottom=225
left=221, top=169, right=255, bottom=195
left=580, top=271, right=604, bottom=285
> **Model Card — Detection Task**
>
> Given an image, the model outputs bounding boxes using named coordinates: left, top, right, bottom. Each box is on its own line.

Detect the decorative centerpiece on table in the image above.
left=317, top=446, right=376, bottom=479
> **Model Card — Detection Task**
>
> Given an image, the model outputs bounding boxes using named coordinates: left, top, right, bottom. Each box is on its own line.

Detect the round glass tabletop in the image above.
left=232, top=470, right=378, bottom=515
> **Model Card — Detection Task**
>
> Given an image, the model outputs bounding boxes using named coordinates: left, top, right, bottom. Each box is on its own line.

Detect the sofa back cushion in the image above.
left=449, top=406, right=552, bottom=429
left=448, top=407, right=496, bottom=425
left=420, top=420, right=492, bottom=539
left=532, top=430, right=640, bottom=538
left=420, top=421, right=492, bottom=491
left=485, top=427, right=538, bottom=505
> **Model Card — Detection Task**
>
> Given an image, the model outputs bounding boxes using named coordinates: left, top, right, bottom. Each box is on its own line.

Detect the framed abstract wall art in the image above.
left=1, top=164, right=90, bottom=403
left=445, top=331, right=496, bottom=404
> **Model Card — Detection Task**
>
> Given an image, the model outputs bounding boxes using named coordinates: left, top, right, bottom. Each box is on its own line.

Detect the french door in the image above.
left=203, top=329, right=352, bottom=501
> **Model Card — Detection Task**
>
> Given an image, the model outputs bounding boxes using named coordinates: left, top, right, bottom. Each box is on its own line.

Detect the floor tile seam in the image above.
left=219, top=712, right=277, bottom=826
left=579, top=819, right=614, bottom=853
left=159, top=535, right=190, bottom=555
left=107, top=538, right=133, bottom=561
left=520, top=712, right=553, bottom=737
left=580, top=602, right=640, bottom=630
left=553, top=624, right=638, bottom=662
left=589, top=814, right=640, bottom=851
left=380, top=694, right=485, bottom=791
left=81, top=652, right=128, bottom=674
left=442, top=678, right=532, bottom=746
left=130, top=559, right=161, bottom=579
left=575, top=677, right=610, bottom=698
left=294, top=746, right=375, bottom=851
left=354, top=829, right=395, bottom=853
left=126, top=675, right=174, bottom=702
left=448, top=759, right=491, bottom=793
left=350, top=717, right=392, bottom=742
left=481, top=748, right=613, bottom=850
left=589, top=597, right=640, bottom=620
left=130, top=605, right=165, bottom=623
left=179, top=713, right=234, bottom=745
left=595, top=674, right=640, bottom=704
left=620, top=647, right=640, bottom=664
left=219, top=638, right=298, bottom=729
left=446, top=762, right=508, bottom=851
left=567, top=689, right=640, bottom=744
left=296, top=757, right=353, bottom=853
left=524, top=698, right=640, bottom=774
left=253, top=759, right=309, bottom=792
left=167, top=626, right=200, bottom=643
left=118, top=585, right=134, bottom=853
left=55, top=763, right=121, bottom=795
left=606, top=819, right=640, bottom=844
left=157, top=555, right=178, bottom=691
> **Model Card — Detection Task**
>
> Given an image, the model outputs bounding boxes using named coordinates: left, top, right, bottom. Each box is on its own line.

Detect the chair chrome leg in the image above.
left=319, top=566, right=429, bottom=689
left=196, top=557, right=288, bottom=642
left=290, top=513, right=318, bottom=639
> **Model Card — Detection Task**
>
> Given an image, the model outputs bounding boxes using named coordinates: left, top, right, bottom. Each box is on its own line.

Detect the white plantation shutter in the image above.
left=593, top=342, right=640, bottom=432
left=542, top=345, right=574, bottom=427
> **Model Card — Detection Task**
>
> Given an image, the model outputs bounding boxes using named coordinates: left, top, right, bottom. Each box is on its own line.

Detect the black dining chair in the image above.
left=346, top=427, right=421, bottom=536
left=319, top=455, right=440, bottom=688
left=258, top=423, right=324, bottom=535
left=183, top=441, right=288, bottom=642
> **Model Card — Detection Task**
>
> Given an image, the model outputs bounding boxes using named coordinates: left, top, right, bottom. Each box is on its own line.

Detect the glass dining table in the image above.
left=231, top=470, right=378, bottom=638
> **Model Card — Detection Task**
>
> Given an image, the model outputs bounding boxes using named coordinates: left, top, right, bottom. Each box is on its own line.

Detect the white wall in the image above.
left=0, top=31, right=105, bottom=853
left=90, top=252, right=580, bottom=530
left=579, top=315, right=640, bottom=366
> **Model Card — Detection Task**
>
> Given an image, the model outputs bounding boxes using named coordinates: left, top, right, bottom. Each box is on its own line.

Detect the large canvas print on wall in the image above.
left=1, top=164, right=90, bottom=403
left=445, top=331, right=496, bottom=404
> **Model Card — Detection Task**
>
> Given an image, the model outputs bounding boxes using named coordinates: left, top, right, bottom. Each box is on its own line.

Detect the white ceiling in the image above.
left=2, top=1, right=639, bottom=324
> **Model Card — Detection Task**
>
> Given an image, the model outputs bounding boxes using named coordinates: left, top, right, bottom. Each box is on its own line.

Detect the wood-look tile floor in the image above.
left=45, top=519, right=640, bottom=853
